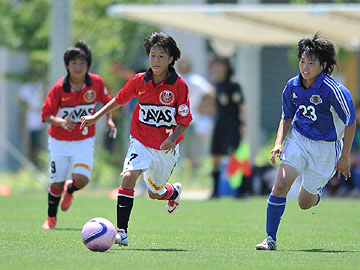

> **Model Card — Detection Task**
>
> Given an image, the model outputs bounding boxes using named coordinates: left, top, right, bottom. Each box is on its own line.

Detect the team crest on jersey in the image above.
left=159, top=90, right=174, bottom=105
left=310, top=95, right=322, bottom=105
left=83, top=90, right=96, bottom=103
left=178, top=104, right=189, bottom=117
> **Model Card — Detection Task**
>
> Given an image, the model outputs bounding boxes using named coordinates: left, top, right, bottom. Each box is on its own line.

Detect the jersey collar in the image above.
left=293, top=71, right=325, bottom=89
left=144, top=66, right=178, bottom=85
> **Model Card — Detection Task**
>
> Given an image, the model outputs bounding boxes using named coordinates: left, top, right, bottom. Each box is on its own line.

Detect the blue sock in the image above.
left=266, top=194, right=286, bottom=241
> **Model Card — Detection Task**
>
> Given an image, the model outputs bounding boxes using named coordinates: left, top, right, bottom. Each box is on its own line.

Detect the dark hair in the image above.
left=143, top=32, right=181, bottom=67
left=63, top=41, right=92, bottom=92
left=298, top=32, right=336, bottom=76
left=64, top=40, right=92, bottom=71
left=211, top=55, right=233, bottom=81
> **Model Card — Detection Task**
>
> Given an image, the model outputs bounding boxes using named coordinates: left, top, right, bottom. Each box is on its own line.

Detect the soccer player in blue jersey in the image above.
left=255, top=33, right=356, bottom=250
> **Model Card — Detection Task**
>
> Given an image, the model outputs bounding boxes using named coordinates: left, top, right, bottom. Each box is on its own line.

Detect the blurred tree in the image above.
left=0, top=0, right=160, bottom=166
left=0, top=0, right=50, bottom=79
left=72, top=0, right=159, bottom=93
left=287, top=0, right=353, bottom=72
left=0, top=0, right=158, bottom=87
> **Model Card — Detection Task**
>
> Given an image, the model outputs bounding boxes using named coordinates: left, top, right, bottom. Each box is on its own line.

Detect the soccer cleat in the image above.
left=255, top=236, right=277, bottom=250
left=166, top=182, right=182, bottom=214
left=115, top=229, right=129, bottom=246
left=60, top=180, right=74, bottom=211
left=42, top=217, right=57, bottom=230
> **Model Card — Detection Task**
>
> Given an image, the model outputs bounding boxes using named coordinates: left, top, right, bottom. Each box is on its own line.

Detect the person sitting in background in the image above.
left=330, top=101, right=360, bottom=198
left=348, top=102, right=360, bottom=197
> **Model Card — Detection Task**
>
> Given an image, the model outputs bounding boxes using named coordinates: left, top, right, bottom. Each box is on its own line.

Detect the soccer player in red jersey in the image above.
left=41, top=41, right=116, bottom=230
left=81, top=32, right=192, bottom=246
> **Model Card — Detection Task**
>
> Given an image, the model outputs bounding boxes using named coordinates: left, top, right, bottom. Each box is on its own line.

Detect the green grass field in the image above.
left=0, top=191, right=359, bottom=270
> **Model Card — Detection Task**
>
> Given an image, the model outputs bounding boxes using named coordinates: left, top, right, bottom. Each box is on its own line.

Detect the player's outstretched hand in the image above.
left=160, top=137, right=176, bottom=154
left=336, top=155, right=351, bottom=180
left=270, top=143, right=282, bottom=167
left=80, top=115, right=97, bottom=129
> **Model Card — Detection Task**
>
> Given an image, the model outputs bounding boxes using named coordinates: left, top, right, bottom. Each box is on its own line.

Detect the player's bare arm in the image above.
left=80, top=98, right=120, bottom=129
left=336, top=122, right=356, bottom=180
left=271, top=119, right=292, bottom=166
left=45, top=113, right=75, bottom=132
left=105, top=113, right=117, bottom=138
left=160, top=124, right=187, bottom=153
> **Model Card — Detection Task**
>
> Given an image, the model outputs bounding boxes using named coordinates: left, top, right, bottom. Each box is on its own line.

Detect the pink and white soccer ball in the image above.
left=81, top=217, right=116, bottom=252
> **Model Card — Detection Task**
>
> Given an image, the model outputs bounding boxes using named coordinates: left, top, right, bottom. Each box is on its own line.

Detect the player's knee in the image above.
left=298, top=200, right=312, bottom=210
left=77, top=180, right=89, bottom=189
left=51, top=182, right=64, bottom=191
left=72, top=176, right=89, bottom=189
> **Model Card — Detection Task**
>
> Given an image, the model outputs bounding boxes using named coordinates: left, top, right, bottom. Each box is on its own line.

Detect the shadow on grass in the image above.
left=112, top=248, right=189, bottom=252
left=296, top=249, right=358, bottom=253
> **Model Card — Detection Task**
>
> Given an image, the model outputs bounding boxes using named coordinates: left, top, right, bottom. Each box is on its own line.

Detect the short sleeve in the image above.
left=175, top=82, right=193, bottom=127
left=281, top=83, right=297, bottom=120
left=327, top=84, right=355, bottom=126
left=42, top=85, right=61, bottom=122
left=115, top=76, right=140, bottom=105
